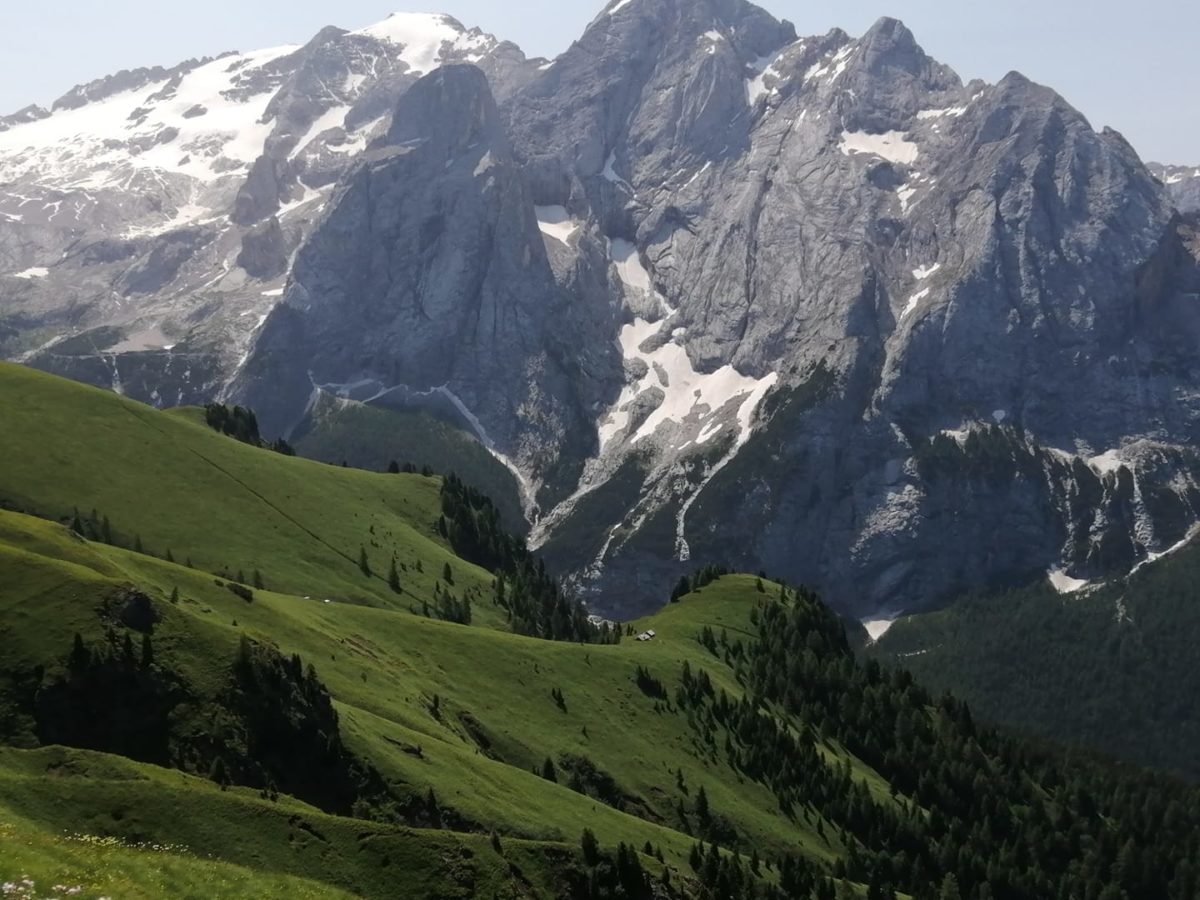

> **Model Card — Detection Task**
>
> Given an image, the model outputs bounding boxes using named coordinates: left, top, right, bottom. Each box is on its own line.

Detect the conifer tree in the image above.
left=388, top=558, right=401, bottom=593
left=69, top=633, right=89, bottom=671
left=581, top=828, right=600, bottom=866
left=670, top=575, right=691, bottom=603
left=121, top=632, right=135, bottom=663
left=359, top=546, right=371, bottom=576
left=695, top=785, right=710, bottom=823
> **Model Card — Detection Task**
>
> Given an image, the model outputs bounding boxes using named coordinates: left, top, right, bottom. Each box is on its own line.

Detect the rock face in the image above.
left=5, top=0, right=1200, bottom=618
left=1150, top=163, right=1200, bottom=214
left=0, top=13, right=539, bottom=406
left=230, top=66, right=610, bottom=494
left=496, top=0, right=1200, bottom=616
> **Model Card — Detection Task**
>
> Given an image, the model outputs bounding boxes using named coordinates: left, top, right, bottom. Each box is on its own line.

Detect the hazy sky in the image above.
left=2, top=1, right=1195, bottom=164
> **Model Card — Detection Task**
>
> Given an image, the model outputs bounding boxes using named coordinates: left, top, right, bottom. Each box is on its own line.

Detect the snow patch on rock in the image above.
left=10, top=267, right=48, bottom=279
left=354, top=13, right=492, bottom=74
left=900, top=287, right=931, bottom=320
left=840, top=130, right=919, bottom=166
left=1048, top=568, right=1089, bottom=594
left=534, top=205, right=580, bottom=245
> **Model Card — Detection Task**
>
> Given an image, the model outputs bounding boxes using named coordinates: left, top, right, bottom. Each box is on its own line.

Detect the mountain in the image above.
left=4, top=364, right=1200, bottom=898
left=4, top=2, right=1200, bottom=622
left=0, top=13, right=537, bottom=401
left=1150, top=162, right=1200, bottom=213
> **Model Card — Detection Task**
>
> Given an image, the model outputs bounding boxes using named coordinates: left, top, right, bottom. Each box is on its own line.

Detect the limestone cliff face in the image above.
left=230, top=66, right=610, bottom=494
left=499, top=1, right=1200, bottom=615
left=7, top=1, right=1200, bottom=617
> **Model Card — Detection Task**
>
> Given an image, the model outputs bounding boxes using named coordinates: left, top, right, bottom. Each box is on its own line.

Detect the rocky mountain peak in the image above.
left=858, top=16, right=920, bottom=66
left=386, top=64, right=502, bottom=155
left=588, top=0, right=796, bottom=62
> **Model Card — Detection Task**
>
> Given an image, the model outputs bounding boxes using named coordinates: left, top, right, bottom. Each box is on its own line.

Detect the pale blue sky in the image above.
left=2, top=1, right=1195, bottom=164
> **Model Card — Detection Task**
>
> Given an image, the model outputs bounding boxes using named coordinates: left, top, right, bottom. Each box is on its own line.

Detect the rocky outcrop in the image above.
left=1150, top=162, right=1200, bottom=214
left=236, top=217, right=290, bottom=279
left=230, top=66, right=615, bottom=493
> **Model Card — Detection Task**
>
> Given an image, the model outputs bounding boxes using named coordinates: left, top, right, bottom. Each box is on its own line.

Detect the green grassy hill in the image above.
left=289, top=394, right=528, bottom=534
left=3, top=362, right=1200, bottom=900
left=0, top=363, right=495, bottom=617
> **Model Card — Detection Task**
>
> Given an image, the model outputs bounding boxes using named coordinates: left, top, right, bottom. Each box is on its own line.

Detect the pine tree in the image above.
left=209, top=756, right=229, bottom=787
left=670, top=575, right=691, bottom=603
left=166, top=548, right=175, bottom=563
left=69, top=633, right=89, bottom=671
left=170, top=586, right=180, bottom=603
left=134, top=534, right=144, bottom=554
left=425, top=787, right=440, bottom=827
left=101, top=516, right=112, bottom=545
left=541, top=756, right=557, bottom=782
left=938, top=874, right=962, bottom=900
left=388, top=558, right=401, bottom=593
left=695, top=784, right=710, bottom=823
left=253, top=569, right=264, bottom=589
left=442, top=561, right=453, bottom=584
left=581, top=828, right=599, bottom=866
left=71, top=508, right=83, bottom=535
left=387, top=460, right=400, bottom=474
left=359, top=546, right=371, bottom=576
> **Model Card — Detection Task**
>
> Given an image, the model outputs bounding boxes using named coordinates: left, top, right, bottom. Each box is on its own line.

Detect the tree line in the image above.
left=439, top=474, right=618, bottom=644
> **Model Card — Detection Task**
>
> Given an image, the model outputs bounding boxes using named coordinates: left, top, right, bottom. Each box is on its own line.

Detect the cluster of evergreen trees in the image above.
left=672, top=579, right=1200, bottom=899
left=69, top=506, right=131, bottom=550
left=438, top=474, right=617, bottom=644
left=670, top=564, right=730, bottom=603
left=204, top=403, right=294, bottom=456
left=875, top=543, right=1200, bottom=781
left=687, top=839, right=828, bottom=900
left=387, top=460, right=435, bottom=477
left=573, top=829, right=657, bottom=899
left=420, top=582, right=471, bottom=625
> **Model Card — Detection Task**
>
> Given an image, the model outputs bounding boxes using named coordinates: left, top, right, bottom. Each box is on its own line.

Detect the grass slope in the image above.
left=0, top=746, right=577, bottom=900
left=0, top=357, right=869, bottom=894
left=13, top=364, right=1200, bottom=898
left=0, top=362, right=502, bottom=623
left=289, top=395, right=528, bottom=534
left=0, top=501, right=850, bottom=873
